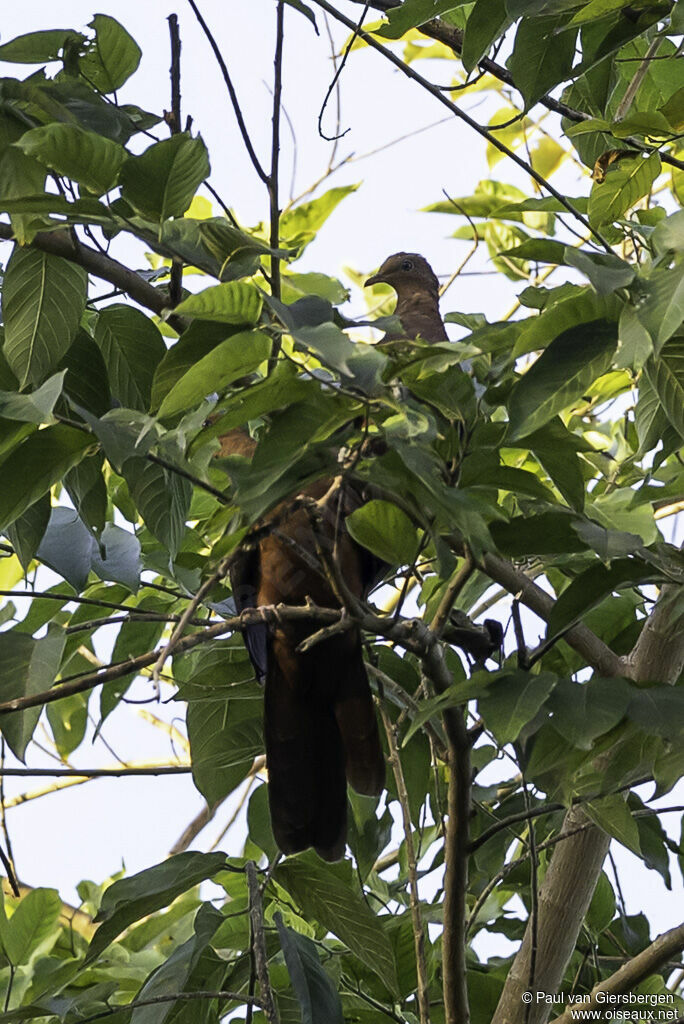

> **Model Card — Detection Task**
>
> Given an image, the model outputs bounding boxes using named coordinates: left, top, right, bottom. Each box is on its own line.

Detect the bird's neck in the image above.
left=394, top=289, right=446, bottom=341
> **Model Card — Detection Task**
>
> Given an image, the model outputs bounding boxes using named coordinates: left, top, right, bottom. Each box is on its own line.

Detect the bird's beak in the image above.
left=364, top=272, right=383, bottom=287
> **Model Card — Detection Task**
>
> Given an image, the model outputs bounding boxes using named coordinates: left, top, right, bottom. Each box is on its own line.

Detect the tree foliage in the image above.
left=0, top=3, right=682, bottom=1024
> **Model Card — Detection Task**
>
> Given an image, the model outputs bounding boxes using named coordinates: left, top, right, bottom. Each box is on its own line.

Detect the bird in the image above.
left=222, top=253, right=445, bottom=861
left=365, top=251, right=448, bottom=342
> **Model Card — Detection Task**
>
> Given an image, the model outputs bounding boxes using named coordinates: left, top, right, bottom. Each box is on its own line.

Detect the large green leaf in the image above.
left=0, top=371, right=65, bottom=424
left=507, top=16, right=577, bottom=107
left=507, top=319, right=618, bottom=439
left=377, top=0, right=466, bottom=38
left=17, top=123, right=125, bottom=196
left=0, top=888, right=61, bottom=965
left=122, top=456, right=191, bottom=559
left=87, top=852, right=228, bottom=963
left=478, top=670, right=557, bottom=745
left=588, top=153, right=661, bottom=227
left=172, top=282, right=263, bottom=325
left=585, top=795, right=641, bottom=856
left=2, top=247, right=87, bottom=387
left=119, top=133, right=210, bottom=221
left=150, top=322, right=234, bottom=412
left=157, top=330, right=271, bottom=420
left=643, top=337, right=684, bottom=441
left=0, top=28, right=84, bottom=63
left=346, top=500, right=419, bottom=566
left=548, top=677, right=633, bottom=751
left=275, top=914, right=344, bottom=1024
left=547, top=558, right=661, bottom=638
left=0, top=423, right=92, bottom=533
left=513, top=289, right=621, bottom=358
left=94, top=305, right=166, bottom=411
left=79, top=14, right=142, bottom=92
left=274, top=853, right=398, bottom=995
left=0, top=628, right=66, bottom=762
left=130, top=904, right=224, bottom=1024
left=461, top=0, right=510, bottom=72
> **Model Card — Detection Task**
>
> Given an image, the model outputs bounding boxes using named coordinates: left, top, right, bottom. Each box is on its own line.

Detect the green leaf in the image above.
left=47, top=691, right=88, bottom=759
left=643, top=337, right=684, bottom=441
left=184, top=669, right=263, bottom=804
left=0, top=371, right=65, bottom=424
left=151, top=322, right=233, bottom=411
left=548, top=677, right=632, bottom=750
left=462, top=0, right=510, bottom=72
left=491, top=511, right=586, bottom=556
left=547, top=558, right=661, bottom=638
left=274, top=853, right=398, bottom=995
left=0, top=424, right=92, bottom=534
left=346, top=500, right=419, bottom=566
left=0, top=628, right=66, bottom=761
left=0, top=888, right=61, bottom=965
left=6, top=495, right=51, bottom=572
left=16, top=123, right=125, bottom=196
left=631, top=265, right=684, bottom=358
left=2, top=247, right=87, bottom=387
left=122, top=457, right=191, bottom=559
left=507, top=319, right=618, bottom=439
left=95, top=305, right=166, bottom=411
left=130, top=904, right=224, bottom=1024
left=279, top=184, right=359, bottom=248
left=378, top=0, right=466, bottom=38
left=564, top=248, right=635, bottom=295
left=79, top=14, right=142, bottom=92
left=507, top=16, right=577, bottom=107
left=478, top=670, right=557, bottom=745
left=172, top=282, right=263, bottom=325
left=0, top=28, right=84, bottom=63
left=586, top=871, right=616, bottom=934
left=157, top=330, right=271, bottom=420
left=276, top=914, right=344, bottom=1024
left=513, top=289, right=621, bottom=359
left=64, top=452, right=108, bottom=535
left=119, top=133, right=210, bottom=221
left=585, top=795, right=641, bottom=855
left=87, top=852, right=228, bottom=962
left=588, top=153, right=661, bottom=227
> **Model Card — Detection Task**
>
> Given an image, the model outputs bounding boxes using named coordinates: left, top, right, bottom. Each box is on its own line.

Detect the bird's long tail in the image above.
left=264, top=631, right=384, bottom=861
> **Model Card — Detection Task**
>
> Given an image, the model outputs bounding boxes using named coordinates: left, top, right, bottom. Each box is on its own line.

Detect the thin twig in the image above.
left=430, top=551, right=474, bottom=636
left=268, top=0, right=285, bottom=367
left=246, top=861, right=280, bottom=1024
left=309, top=0, right=614, bottom=252
left=379, top=703, right=431, bottom=1024
left=186, top=0, right=269, bottom=184
left=317, top=1, right=370, bottom=142
left=167, top=14, right=184, bottom=306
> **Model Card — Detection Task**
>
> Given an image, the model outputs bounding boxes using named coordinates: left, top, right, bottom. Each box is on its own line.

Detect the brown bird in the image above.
left=365, top=251, right=448, bottom=342
left=223, top=253, right=445, bottom=861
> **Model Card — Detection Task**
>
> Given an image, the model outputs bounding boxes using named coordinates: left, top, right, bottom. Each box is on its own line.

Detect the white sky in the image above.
left=0, top=0, right=682, bottom=969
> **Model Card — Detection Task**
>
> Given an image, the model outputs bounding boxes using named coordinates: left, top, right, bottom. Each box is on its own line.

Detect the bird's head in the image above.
left=364, top=252, right=440, bottom=299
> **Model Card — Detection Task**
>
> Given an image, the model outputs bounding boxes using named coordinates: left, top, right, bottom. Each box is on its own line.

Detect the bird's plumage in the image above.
left=365, top=252, right=448, bottom=342
left=221, top=252, right=445, bottom=861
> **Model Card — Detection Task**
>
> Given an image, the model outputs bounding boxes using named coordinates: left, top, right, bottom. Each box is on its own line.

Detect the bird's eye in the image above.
left=401, top=259, right=414, bottom=271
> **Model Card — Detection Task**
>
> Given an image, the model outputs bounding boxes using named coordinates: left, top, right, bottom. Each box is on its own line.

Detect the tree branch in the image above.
left=379, top=703, right=431, bottom=1024
left=246, top=861, right=280, bottom=1024
left=186, top=0, right=270, bottom=185
left=344, top=0, right=684, bottom=172
left=481, top=553, right=623, bottom=677
left=553, top=924, right=684, bottom=1024
left=0, top=225, right=186, bottom=332
left=310, top=0, right=610, bottom=250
